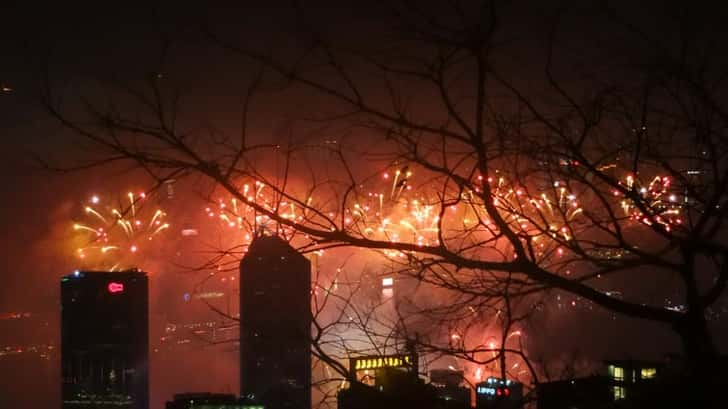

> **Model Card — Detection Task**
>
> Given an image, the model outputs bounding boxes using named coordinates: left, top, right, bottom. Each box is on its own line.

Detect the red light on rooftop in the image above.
left=108, top=282, right=124, bottom=293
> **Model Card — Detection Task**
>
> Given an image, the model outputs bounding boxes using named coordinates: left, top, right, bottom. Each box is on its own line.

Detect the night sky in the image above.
left=2, top=2, right=728, bottom=408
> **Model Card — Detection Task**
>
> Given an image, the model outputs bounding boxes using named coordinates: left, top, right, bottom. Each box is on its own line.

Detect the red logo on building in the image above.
left=108, top=282, right=124, bottom=293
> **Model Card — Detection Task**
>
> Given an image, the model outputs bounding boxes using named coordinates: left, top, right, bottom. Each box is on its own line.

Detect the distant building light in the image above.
left=485, top=377, right=511, bottom=386
left=382, top=277, right=394, bottom=287
left=610, top=365, right=624, bottom=381
left=165, top=179, right=176, bottom=198
left=477, top=386, right=496, bottom=395
left=73, top=270, right=80, bottom=277
left=194, top=292, right=225, bottom=299
left=686, top=170, right=701, bottom=175
left=641, top=367, right=657, bottom=379
left=665, top=304, right=686, bottom=313
left=352, top=354, right=414, bottom=372
left=181, top=228, right=199, bottom=236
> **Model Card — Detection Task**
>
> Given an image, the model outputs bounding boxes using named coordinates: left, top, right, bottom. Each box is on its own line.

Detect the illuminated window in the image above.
left=610, top=366, right=624, bottom=381
left=613, top=386, right=625, bottom=400
left=641, top=367, right=657, bottom=379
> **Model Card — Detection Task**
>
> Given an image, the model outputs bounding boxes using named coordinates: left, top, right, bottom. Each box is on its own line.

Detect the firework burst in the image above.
left=72, top=191, right=169, bottom=270
left=616, top=174, right=682, bottom=230
left=203, top=166, right=587, bottom=264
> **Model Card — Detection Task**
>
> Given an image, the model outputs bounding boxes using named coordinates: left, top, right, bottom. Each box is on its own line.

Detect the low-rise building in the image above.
left=165, top=393, right=264, bottom=409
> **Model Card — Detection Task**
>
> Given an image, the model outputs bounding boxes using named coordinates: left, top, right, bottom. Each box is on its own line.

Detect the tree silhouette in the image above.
left=41, top=1, right=728, bottom=406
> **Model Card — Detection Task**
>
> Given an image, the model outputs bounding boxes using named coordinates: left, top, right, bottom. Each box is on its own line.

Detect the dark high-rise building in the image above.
left=239, top=235, right=311, bottom=409
left=61, top=270, right=149, bottom=409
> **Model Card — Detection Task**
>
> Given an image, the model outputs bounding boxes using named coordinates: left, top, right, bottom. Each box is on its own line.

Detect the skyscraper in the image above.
left=239, top=235, right=311, bottom=409
left=61, top=270, right=149, bottom=409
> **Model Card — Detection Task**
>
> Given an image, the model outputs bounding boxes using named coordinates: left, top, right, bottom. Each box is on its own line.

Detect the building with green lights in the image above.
left=165, top=393, right=264, bottom=409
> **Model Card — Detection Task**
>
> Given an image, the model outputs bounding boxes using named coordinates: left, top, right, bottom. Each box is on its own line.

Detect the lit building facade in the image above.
left=61, top=270, right=149, bottom=409
left=338, top=358, right=437, bottom=409
left=605, top=359, right=659, bottom=401
left=536, top=360, right=663, bottom=408
left=348, top=353, right=418, bottom=382
left=239, top=235, right=311, bottom=409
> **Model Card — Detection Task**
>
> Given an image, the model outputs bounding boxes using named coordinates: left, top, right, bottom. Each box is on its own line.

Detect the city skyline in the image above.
left=2, top=2, right=728, bottom=408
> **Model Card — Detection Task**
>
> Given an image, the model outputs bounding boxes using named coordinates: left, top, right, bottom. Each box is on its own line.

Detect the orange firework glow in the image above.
left=203, top=166, right=589, bottom=265
left=189, top=163, right=685, bottom=390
